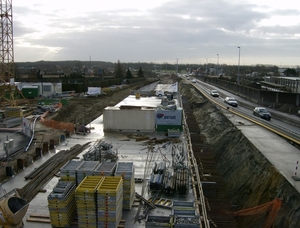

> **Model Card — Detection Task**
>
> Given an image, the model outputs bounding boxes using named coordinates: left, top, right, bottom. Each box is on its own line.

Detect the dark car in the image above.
left=210, top=90, right=219, bottom=97
left=253, top=107, right=271, bottom=120
left=224, top=97, right=238, bottom=107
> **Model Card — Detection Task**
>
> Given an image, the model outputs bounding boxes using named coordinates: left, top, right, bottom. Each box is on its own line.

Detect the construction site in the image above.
left=0, top=76, right=298, bottom=228
left=1, top=1, right=300, bottom=228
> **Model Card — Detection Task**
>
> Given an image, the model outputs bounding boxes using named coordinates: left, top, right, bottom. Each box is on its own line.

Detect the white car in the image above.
left=224, top=97, right=238, bottom=107
left=210, top=90, right=219, bottom=97
left=192, top=79, right=196, bottom=83
left=253, top=107, right=271, bottom=121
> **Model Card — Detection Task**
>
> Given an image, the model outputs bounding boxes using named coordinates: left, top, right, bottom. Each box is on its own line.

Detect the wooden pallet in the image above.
left=26, top=214, right=51, bottom=223
left=118, top=219, right=126, bottom=228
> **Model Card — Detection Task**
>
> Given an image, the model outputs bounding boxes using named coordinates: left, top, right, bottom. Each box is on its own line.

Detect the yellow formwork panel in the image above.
left=98, top=193, right=123, bottom=203
left=77, top=223, right=97, bottom=228
left=76, top=176, right=104, bottom=194
left=75, top=203, right=96, bottom=209
left=77, top=208, right=97, bottom=218
left=97, top=176, right=123, bottom=194
left=60, top=176, right=76, bottom=182
left=48, top=194, right=75, bottom=207
left=77, top=180, right=102, bottom=188
left=50, top=215, right=75, bottom=223
left=50, top=215, right=76, bottom=226
left=97, top=188, right=122, bottom=195
left=99, top=182, right=122, bottom=189
left=49, top=212, right=73, bottom=220
left=77, top=182, right=102, bottom=188
left=48, top=206, right=76, bottom=215
left=77, top=216, right=97, bottom=223
left=75, top=194, right=96, bottom=198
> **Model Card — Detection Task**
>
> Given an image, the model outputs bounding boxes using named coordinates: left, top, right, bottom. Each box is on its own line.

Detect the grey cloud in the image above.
left=13, top=1, right=300, bottom=65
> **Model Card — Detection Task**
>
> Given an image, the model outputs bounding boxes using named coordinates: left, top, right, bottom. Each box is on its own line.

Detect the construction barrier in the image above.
left=223, top=198, right=283, bottom=228
left=40, top=111, right=75, bottom=133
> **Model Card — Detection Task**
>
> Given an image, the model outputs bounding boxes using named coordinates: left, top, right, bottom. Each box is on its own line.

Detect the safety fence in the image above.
left=40, top=111, right=75, bottom=133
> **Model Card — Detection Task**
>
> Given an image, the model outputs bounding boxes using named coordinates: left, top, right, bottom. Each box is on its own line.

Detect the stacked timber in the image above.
left=97, top=176, right=123, bottom=228
left=115, top=162, right=135, bottom=210
left=93, top=161, right=117, bottom=176
left=76, top=161, right=100, bottom=185
left=60, top=160, right=83, bottom=183
left=48, top=181, right=77, bottom=228
left=75, top=176, right=104, bottom=228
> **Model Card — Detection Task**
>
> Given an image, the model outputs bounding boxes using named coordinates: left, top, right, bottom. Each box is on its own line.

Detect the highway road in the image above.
left=190, top=78, right=300, bottom=145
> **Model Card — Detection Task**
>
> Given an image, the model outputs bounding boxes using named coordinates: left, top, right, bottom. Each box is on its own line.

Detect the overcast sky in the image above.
left=13, top=0, right=300, bottom=67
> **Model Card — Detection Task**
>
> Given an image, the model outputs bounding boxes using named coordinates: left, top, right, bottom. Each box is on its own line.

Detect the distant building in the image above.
left=278, top=68, right=287, bottom=76
left=15, top=82, right=62, bottom=97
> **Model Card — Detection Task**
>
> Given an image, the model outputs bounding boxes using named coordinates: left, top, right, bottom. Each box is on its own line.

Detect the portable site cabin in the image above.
left=17, top=82, right=62, bottom=98
left=22, top=86, right=39, bottom=99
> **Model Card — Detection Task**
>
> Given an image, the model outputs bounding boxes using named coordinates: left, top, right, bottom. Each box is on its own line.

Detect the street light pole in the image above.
left=206, top=58, right=208, bottom=76
left=237, top=47, right=241, bottom=84
left=217, top=54, right=219, bottom=76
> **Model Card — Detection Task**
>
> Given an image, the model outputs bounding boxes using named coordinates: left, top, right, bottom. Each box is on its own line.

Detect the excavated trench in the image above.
left=179, top=81, right=300, bottom=228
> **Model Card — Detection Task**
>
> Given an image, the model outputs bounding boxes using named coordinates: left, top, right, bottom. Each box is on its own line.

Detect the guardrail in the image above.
left=191, top=81, right=300, bottom=146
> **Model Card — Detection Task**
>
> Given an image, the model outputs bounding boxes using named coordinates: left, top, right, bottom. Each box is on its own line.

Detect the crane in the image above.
left=0, top=0, right=14, bottom=83
left=0, top=1, right=30, bottom=110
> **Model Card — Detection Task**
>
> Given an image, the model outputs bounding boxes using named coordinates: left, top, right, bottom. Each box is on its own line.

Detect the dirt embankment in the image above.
left=51, top=83, right=146, bottom=123
left=50, top=75, right=178, bottom=124
left=179, top=81, right=300, bottom=228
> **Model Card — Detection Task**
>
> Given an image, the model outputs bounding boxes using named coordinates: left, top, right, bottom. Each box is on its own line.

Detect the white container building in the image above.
left=103, top=107, right=156, bottom=132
